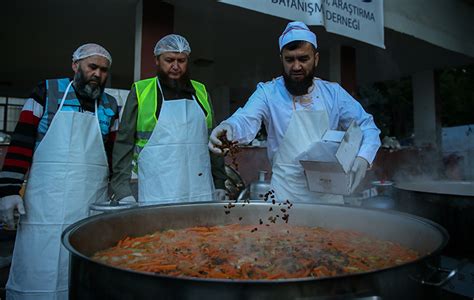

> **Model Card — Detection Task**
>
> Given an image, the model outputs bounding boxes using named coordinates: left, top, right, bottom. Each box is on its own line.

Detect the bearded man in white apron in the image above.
left=209, top=21, right=381, bottom=204
left=110, top=34, right=228, bottom=205
left=0, top=44, right=119, bottom=299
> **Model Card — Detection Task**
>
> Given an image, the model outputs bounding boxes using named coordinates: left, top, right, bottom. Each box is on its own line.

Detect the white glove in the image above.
left=0, top=195, right=26, bottom=228
left=119, top=196, right=137, bottom=204
left=350, top=157, right=369, bottom=193
left=214, top=189, right=229, bottom=201
left=208, top=123, right=234, bottom=155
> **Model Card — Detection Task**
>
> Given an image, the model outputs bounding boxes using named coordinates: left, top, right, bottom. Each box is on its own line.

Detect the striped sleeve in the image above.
left=0, top=83, right=45, bottom=197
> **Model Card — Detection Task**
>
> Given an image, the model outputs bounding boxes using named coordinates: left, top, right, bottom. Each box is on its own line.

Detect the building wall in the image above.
left=442, top=124, right=474, bottom=180
left=385, top=0, right=474, bottom=57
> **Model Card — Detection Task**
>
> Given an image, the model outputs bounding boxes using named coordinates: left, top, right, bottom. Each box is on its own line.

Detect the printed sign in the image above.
left=219, top=0, right=385, bottom=48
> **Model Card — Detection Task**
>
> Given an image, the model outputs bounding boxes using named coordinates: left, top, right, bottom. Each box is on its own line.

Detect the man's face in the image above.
left=155, top=52, right=189, bottom=80
left=281, top=42, right=319, bottom=96
left=72, top=55, right=110, bottom=99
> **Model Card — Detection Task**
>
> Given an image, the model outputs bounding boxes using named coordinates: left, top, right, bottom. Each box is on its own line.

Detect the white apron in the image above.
left=138, top=79, right=215, bottom=204
left=270, top=90, right=344, bottom=204
left=6, top=81, right=109, bottom=300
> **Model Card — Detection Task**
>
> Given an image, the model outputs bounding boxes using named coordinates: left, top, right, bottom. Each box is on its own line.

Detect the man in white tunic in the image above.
left=209, top=21, right=381, bottom=203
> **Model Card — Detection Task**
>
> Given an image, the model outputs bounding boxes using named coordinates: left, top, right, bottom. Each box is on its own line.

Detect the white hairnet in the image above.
left=153, top=34, right=191, bottom=56
left=72, top=43, right=112, bottom=65
left=279, top=21, right=317, bottom=51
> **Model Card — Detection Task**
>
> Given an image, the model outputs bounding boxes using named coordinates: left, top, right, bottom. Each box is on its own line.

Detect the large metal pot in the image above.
left=394, top=179, right=474, bottom=258
left=62, top=202, right=449, bottom=300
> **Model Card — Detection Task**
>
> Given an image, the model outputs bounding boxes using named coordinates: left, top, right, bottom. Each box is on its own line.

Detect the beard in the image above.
left=283, top=66, right=316, bottom=96
left=156, top=68, right=191, bottom=92
left=73, top=68, right=105, bottom=100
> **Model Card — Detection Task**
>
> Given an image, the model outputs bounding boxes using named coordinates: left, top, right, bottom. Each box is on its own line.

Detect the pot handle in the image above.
left=237, top=187, right=249, bottom=201
left=412, top=259, right=468, bottom=287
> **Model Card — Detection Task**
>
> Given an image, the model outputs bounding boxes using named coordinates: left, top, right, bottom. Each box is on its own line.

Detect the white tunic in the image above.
left=224, top=77, right=381, bottom=165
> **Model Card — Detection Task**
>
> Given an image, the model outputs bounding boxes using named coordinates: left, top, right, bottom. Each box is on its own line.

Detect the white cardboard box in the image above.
left=300, top=121, right=362, bottom=195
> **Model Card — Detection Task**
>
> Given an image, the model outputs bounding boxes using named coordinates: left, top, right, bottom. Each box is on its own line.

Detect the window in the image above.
left=0, top=97, right=27, bottom=133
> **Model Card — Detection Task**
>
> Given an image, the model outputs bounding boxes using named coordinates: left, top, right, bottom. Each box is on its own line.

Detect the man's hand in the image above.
left=0, top=195, right=26, bottom=228
left=350, top=157, right=369, bottom=193
left=214, top=189, right=229, bottom=201
left=208, top=123, right=233, bottom=155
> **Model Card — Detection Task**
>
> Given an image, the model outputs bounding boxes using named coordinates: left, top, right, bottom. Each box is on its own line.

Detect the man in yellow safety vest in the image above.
left=111, top=34, right=227, bottom=205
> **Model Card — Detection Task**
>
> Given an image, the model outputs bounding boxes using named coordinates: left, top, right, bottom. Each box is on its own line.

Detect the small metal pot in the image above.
left=362, top=181, right=396, bottom=210
left=89, top=200, right=137, bottom=215
left=237, top=170, right=271, bottom=201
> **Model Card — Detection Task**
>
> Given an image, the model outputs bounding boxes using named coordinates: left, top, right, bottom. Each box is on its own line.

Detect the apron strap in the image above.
left=57, top=80, right=101, bottom=125
left=57, top=81, right=73, bottom=111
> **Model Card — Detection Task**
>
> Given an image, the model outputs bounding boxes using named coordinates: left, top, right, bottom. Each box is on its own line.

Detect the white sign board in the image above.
left=219, top=0, right=385, bottom=48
